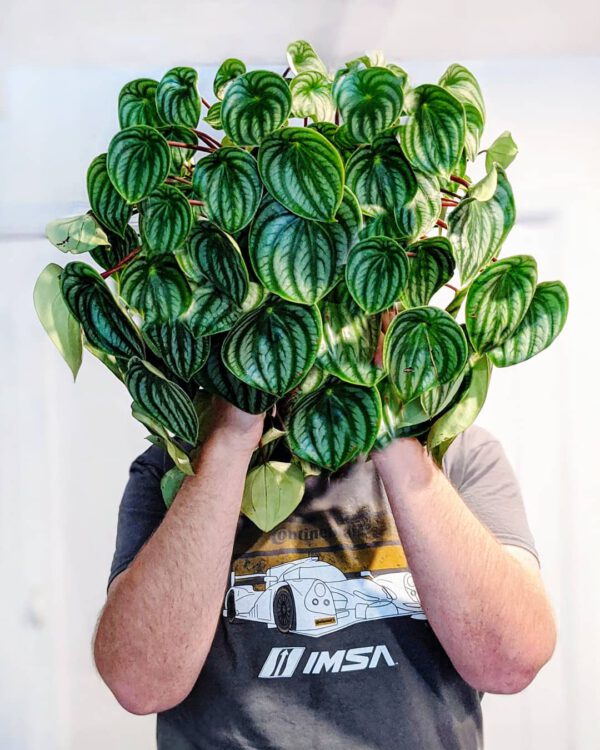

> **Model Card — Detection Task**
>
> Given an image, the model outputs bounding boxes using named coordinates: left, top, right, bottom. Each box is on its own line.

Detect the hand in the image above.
left=205, top=395, right=265, bottom=455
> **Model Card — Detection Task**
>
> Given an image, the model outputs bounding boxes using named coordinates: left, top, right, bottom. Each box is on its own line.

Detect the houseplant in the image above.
left=34, top=40, right=569, bottom=531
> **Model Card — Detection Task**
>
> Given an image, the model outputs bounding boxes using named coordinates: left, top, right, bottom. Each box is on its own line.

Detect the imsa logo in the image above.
left=258, top=645, right=397, bottom=679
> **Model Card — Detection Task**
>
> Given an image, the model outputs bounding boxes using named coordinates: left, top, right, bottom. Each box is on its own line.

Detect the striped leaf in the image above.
left=214, top=58, right=246, bottom=100
left=192, top=147, right=262, bottom=233
left=120, top=254, right=191, bottom=323
left=395, top=171, right=441, bottom=240
left=176, top=220, right=249, bottom=303
left=242, top=461, right=305, bottom=532
left=329, top=186, right=363, bottom=259
left=401, top=84, right=466, bottom=179
left=107, top=125, right=171, bottom=204
left=90, top=225, right=138, bottom=272
left=60, top=261, right=144, bottom=359
left=156, top=67, right=201, bottom=128
left=118, top=78, right=164, bottom=129
left=439, top=64, right=485, bottom=119
left=258, top=127, right=344, bottom=222
left=375, top=377, right=431, bottom=450
left=317, top=297, right=384, bottom=386
left=194, top=336, right=276, bottom=414
left=142, top=320, right=209, bottom=381
left=488, top=281, right=569, bottom=367
left=46, top=212, right=109, bottom=255
left=359, top=208, right=403, bottom=241
left=183, top=283, right=242, bottom=337
left=448, top=166, right=515, bottom=285
left=401, top=237, right=456, bottom=307
left=466, top=255, right=537, bottom=353
left=248, top=197, right=342, bottom=305
left=345, top=236, right=409, bottom=313
left=290, top=71, right=336, bottom=122
left=139, top=184, right=192, bottom=254
left=383, top=306, right=468, bottom=402
left=221, top=70, right=292, bottom=146
left=204, top=102, right=222, bottom=129
left=346, top=134, right=417, bottom=222
left=222, top=299, right=322, bottom=396
left=126, top=357, right=198, bottom=444
left=420, top=367, right=466, bottom=419
left=463, top=102, right=484, bottom=162
left=286, top=40, right=328, bottom=76
left=332, top=66, right=404, bottom=144
left=87, top=154, right=132, bottom=237
left=132, top=401, right=195, bottom=474
left=286, top=381, right=381, bottom=471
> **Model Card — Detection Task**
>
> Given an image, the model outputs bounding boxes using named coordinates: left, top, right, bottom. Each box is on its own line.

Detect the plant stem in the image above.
left=335, top=109, right=340, bottom=125
left=100, top=247, right=141, bottom=279
left=442, top=199, right=459, bottom=207
left=188, top=199, right=205, bottom=206
left=441, top=187, right=461, bottom=199
left=450, top=174, right=470, bottom=189
left=194, top=129, right=221, bottom=149
left=303, top=117, right=308, bottom=127
left=406, top=251, right=417, bottom=257
left=436, top=219, right=448, bottom=229
left=167, top=140, right=214, bottom=154
left=166, top=175, right=192, bottom=185
left=445, top=282, right=458, bottom=292
left=282, top=67, right=291, bottom=78
left=201, top=97, right=211, bottom=109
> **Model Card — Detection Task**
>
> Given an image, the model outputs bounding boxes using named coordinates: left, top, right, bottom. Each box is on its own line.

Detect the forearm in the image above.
left=94, top=429, right=253, bottom=714
left=373, top=438, right=556, bottom=693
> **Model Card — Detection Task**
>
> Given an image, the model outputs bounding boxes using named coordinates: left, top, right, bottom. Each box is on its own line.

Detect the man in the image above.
left=93, top=397, right=556, bottom=749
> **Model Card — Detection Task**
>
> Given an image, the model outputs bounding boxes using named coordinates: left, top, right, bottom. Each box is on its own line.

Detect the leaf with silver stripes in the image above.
left=290, top=71, right=336, bottom=122
left=383, top=306, right=468, bottom=402
left=142, top=320, right=209, bottom=382
left=286, top=381, right=381, bottom=471
left=118, top=78, right=164, bottom=129
left=345, top=236, right=409, bottom=313
left=401, top=237, right=455, bottom=307
left=488, top=281, right=569, bottom=367
left=120, top=254, right=191, bottom=323
left=87, top=154, right=132, bottom=237
left=213, top=58, right=246, bottom=100
left=107, top=125, right=171, bottom=204
left=192, top=147, right=262, bottom=233
left=222, top=70, right=292, bottom=146
left=182, top=281, right=243, bottom=337
left=395, top=171, right=442, bottom=240
left=439, top=64, right=485, bottom=120
left=60, top=261, right=144, bottom=359
left=139, top=184, right=192, bottom=255
left=258, top=127, right=344, bottom=222
left=126, top=357, right=198, bottom=444
left=466, top=255, right=537, bottom=353
left=156, top=67, right=201, bottom=128
left=287, top=40, right=328, bottom=76
left=375, top=378, right=431, bottom=450
left=222, top=299, right=322, bottom=396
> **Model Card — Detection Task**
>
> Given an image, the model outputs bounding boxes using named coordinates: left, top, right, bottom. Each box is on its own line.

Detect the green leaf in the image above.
left=488, top=281, right=569, bottom=367
left=439, top=63, right=485, bottom=119
left=485, top=131, right=518, bottom=172
left=383, top=306, right=468, bottom=402
left=395, top=170, right=441, bottom=241
left=248, top=197, right=342, bottom=304
left=132, top=402, right=195, bottom=475
left=286, top=40, right=328, bottom=76
left=287, top=381, right=381, bottom=471
left=161, top=465, right=187, bottom=508
left=469, top=162, right=498, bottom=202
left=139, top=184, right=193, bottom=254
left=375, top=377, right=431, bottom=450
left=120, top=254, right=191, bottom=323
left=345, top=236, right=409, bottom=313
left=258, top=127, right=344, bottom=222
left=290, top=71, right=336, bottom=122
left=126, top=357, right=199, bottom=444
left=332, top=66, right=404, bottom=144
left=330, top=186, right=363, bottom=258
left=142, top=320, right=209, bottom=381
left=90, top=225, right=138, bottom=273
left=401, top=84, right=466, bottom=179
left=221, top=70, right=292, bottom=146
left=222, top=299, right=322, bottom=396
left=213, top=58, right=247, bottom=100
left=107, top=125, right=171, bottom=204
left=463, top=103, right=484, bottom=162
left=60, top=261, right=144, bottom=359
left=241, top=461, right=305, bottom=532
left=156, top=67, right=201, bottom=128
left=46, top=213, right=109, bottom=255
left=346, top=134, right=417, bottom=223
left=448, top=166, right=516, bottom=285
left=182, top=284, right=243, bottom=337
left=401, top=237, right=456, bottom=307
left=204, top=102, right=222, bottom=129
left=87, top=154, right=132, bottom=237
left=33, top=263, right=82, bottom=380
left=420, top=367, right=466, bottom=419
left=118, top=78, right=164, bottom=129
left=466, top=255, right=537, bottom=353
left=192, top=147, right=262, bottom=233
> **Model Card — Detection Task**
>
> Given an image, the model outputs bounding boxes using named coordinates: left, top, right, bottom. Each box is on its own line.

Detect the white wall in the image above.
left=0, top=56, right=598, bottom=749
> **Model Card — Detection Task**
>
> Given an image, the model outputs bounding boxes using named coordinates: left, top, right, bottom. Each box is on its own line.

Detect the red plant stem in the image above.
left=445, top=282, right=459, bottom=292
left=441, top=187, right=461, bottom=199
left=167, top=140, right=214, bottom=154
left=188, top=199, right=205, bottom=206
left=282, top=67, right=291, bottom=78
left=450, top=174, right=470, bottom=189
left=303, top=117, right=308, bottom=126
left=335, top=109, right=340, bottom=125
left=194, top=129, right=221, bottom=149
left=442, top=199, right=459, bottom=207
left=406, top=251, right=417, bottom=257
left=101, top=247, right=141, bottom=279
left=166, top=175, right=192, bottom=185
left=201, top=97, right=211, bottom=109
left=436, top=219, right=448, bottom=229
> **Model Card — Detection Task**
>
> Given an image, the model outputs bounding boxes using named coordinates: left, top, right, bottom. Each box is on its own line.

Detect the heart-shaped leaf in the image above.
left=345, top=236, right=409, bottom=313
left=213, top=58, right=247, bottom=100
left=333, top=66, right=404, bottom=144
left=401, top=237, right=456, bottom=307
left=401, top=84, right=466, bottom=179
left=204, top=102, right=222, bottom=129
left=286, top=381, right=381, bottom=470
left=107, top=125, right=171, bottom=204
left=120, top=254, right=191, bottom=323
left=182, top=283, right=243, bottom=337
left=287, top=40, right=328, bottom=76
left=192, top=147, right=262, bottom=233
left=488, top=281, right=569, bottom=367
left=139, top=184, right=192, bottom=254
left=419, top=367, right=466, bottom=419
left=87, top=154, right=132, bottom=237
left=222, top=299, right=322, bottom=396
left=395, top=171, right=441, bottom=240
left=466, top=255, right=538, bottom=353
left=485, top=131, right=518, bottom=172
left=142, top=320, right=209, bottom=381
left=46, top=213, right=109, bottom=255
left=241, top=461, right=305, bottom=532
left=118, top=78, right=164, bottom=129
left=258, top=127, right=344, bottom=222
left=290, top=71, right=336, bottom=122
left=439, top=63, right=485, bottom=119
left=156, top=67, right=201, bottom=128
left=126, top=357, right=198, bottom=444
left=222, top=70, right=292, bottom=146
left=60, top=261, right=144, bottom=359
left=383, top=306, right=468, bottom=402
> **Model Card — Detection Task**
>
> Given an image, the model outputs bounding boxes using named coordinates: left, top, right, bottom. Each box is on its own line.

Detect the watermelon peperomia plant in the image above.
left=34, top=40, right=569, bottom=531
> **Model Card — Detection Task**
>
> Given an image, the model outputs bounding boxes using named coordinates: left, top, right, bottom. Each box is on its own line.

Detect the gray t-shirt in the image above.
left=108, top=423, right=539, bottom=750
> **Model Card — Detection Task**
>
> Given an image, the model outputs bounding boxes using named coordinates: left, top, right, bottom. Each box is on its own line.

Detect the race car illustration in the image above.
left=223, top=555, right=426, bottom=638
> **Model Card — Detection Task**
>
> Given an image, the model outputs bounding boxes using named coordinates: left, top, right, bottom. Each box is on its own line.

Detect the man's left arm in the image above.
left=372, top=437, right=557, bottom=695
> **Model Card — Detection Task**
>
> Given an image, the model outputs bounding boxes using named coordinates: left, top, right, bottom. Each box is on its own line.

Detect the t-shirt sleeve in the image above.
left=107, top=443, right=172, bottom=590
left=443, top=424, right=541, bottom=566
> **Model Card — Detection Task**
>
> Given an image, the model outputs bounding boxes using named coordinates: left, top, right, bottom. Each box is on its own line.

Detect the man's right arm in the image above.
left=93, top=398, right=264, bottom=715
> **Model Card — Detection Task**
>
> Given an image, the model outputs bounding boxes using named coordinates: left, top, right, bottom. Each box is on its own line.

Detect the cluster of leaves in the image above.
left=34, top=40, right=569, bottom=531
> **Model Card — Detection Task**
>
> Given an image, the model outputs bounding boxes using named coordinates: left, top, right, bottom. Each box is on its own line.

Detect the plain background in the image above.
left=1, top=1, right=599, bottom=748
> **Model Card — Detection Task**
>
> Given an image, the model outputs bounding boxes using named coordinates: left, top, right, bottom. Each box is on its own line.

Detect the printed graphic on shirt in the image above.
left=257, top=643, right=398, bottom=678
